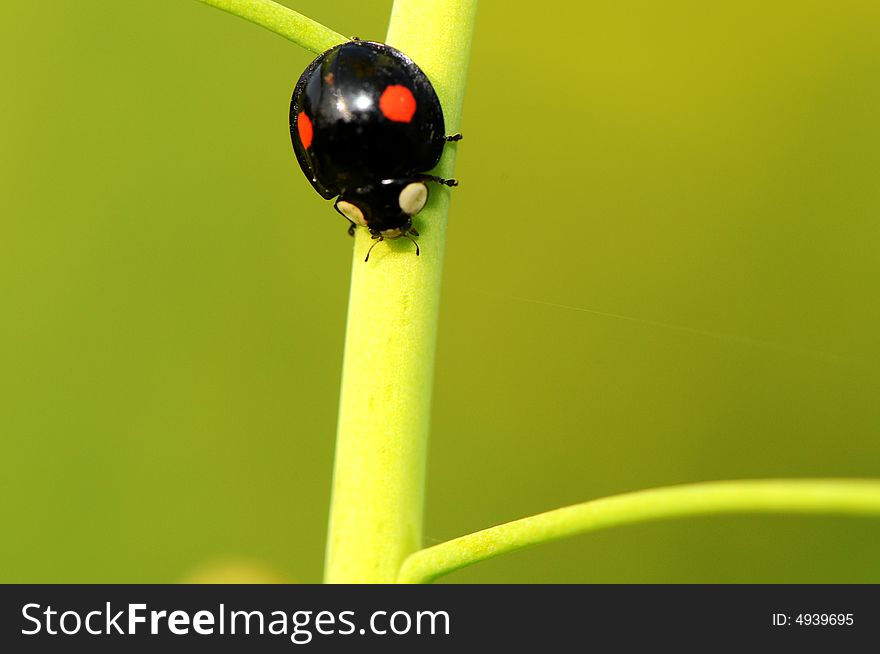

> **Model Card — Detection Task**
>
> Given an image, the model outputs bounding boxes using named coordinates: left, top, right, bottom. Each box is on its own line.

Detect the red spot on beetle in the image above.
left=379, top=85, right=417, bottom=123
left=297, top=112, right=313, bottom=148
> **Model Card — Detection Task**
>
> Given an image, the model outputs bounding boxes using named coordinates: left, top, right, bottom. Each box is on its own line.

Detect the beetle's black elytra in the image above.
left=290, top=40, right=460, bottom=261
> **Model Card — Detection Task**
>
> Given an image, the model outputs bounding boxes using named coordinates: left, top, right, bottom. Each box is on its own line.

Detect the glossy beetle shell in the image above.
left=289, top=40, right=446, bottom=201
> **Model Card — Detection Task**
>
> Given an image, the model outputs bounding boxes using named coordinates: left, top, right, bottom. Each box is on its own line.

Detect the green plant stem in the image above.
left=196, top=0, right=345, bottom=54
left=397, top=478, right=880, bottom=583
left=323, top=0, right=478, bottom=583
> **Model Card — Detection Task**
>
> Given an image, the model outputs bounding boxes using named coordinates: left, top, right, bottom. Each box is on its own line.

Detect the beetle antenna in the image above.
left=364, top=237, right=383, bottom=262
left=404, top=234, right=420, bottom=256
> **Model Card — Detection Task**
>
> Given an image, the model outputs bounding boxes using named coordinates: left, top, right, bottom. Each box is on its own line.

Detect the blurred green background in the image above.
left=2, top=0, right=879, bottom=583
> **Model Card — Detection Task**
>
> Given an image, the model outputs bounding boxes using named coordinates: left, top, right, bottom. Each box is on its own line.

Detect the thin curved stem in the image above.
left=196, top=0, right=345, bottom=54
left=398, top=478, right=880, bottom=583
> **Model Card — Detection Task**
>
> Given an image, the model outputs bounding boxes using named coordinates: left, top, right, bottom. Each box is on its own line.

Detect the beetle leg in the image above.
left=347, top=222, right=357, bottom=236
left=445, top=133, right=462, bottom=142
left=418, top=174, right=458, bottom=187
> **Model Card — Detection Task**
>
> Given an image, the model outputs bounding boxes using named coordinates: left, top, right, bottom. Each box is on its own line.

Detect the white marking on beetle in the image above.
left=336, top=200, right=367, bottom=227
left=398, top=182, right=428, bottom=215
